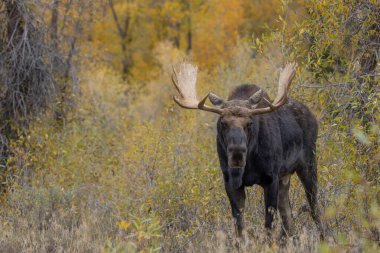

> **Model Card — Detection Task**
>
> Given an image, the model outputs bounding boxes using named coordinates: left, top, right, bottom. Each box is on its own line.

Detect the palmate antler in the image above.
left=171, top=63, right=224, bottom=114
left=249, top=62, right=298, bottom=116
left=171, top=62, right=297, bottom=116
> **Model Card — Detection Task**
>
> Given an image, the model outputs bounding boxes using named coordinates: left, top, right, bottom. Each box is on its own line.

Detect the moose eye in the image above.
left=220, top=119, right=228, bottom=128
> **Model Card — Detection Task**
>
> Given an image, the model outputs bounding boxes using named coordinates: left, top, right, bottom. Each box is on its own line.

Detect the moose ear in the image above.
left=209, top=92, right=225, bottom=106
left=248, top=89, right=263, bottom=105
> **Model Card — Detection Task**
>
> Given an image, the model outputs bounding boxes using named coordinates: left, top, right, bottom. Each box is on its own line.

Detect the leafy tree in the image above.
left=280, top=0, right=379, bottom=242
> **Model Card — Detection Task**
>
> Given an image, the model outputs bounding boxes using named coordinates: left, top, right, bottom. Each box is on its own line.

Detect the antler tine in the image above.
left=249, top=62, right=297, bottom=116
left=171, top=65, right=184, bottom=98
left=198, top=93, right=224, bottom=114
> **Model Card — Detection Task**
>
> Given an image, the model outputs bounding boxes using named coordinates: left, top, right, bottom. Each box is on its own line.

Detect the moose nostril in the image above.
left=232, top=152, right=243, bottom=161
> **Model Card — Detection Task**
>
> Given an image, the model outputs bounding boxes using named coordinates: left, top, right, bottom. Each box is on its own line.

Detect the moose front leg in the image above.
left=263, top=176, right=279, bottom=230
left=224, top=177, right=246, bottom=237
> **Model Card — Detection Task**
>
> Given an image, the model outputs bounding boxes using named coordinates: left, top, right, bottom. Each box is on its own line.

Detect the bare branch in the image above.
left=108, top=0, right=126, bottom=38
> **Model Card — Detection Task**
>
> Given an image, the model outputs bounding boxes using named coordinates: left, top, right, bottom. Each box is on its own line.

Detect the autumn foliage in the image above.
left=0, top=0, right=379, bottom=252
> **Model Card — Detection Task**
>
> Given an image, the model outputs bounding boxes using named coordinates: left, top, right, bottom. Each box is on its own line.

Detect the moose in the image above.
left=170, top=62, right=325, bottom=238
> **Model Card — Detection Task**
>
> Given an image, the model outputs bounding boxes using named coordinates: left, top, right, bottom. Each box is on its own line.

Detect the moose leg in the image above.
left=278, top=175, right=293, bottom=237
left=263, top=177, right=279, bottom=230
left=296, top=166, right=326, bottom=239
left=224, top=180, right=246, bottom=237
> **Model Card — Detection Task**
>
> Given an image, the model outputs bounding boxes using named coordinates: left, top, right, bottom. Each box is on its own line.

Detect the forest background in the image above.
left=0, top=0, right=379, bottom=252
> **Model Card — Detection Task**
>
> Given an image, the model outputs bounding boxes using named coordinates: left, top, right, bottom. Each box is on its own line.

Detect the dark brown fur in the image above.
left=216, top=84, right=325, bottom=238
left=228, top=84, right=268, bottom=100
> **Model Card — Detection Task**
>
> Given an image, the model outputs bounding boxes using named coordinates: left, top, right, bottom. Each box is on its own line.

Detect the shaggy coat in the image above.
left=216, top=84, right=323, bottom=237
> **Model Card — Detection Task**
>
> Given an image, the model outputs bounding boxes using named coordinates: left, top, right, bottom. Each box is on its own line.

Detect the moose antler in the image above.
left=249, top=62, right=297, bottom=116
left=171, top=62, right=297, bottom=116
left=171, top=62, right=224, bottom=114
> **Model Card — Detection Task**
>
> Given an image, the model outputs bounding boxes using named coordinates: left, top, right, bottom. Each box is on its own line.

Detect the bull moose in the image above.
left=170, top=62, right=325, bottom=238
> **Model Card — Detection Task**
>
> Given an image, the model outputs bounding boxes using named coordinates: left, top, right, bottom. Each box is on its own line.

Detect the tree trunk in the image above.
left=174, top=22, right=180, bottom=49
left=187, top=16, right=192, bottom=53
left=109, top=0, right=133, bottom=77
left=51, top=0, right=59, bottom=53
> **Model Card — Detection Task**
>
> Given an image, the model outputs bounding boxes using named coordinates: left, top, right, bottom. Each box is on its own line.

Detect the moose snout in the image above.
left=227, top=146, right=247, bottom=169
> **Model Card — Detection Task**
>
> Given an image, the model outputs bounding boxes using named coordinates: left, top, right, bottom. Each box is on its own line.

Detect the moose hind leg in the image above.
left=296, top=165, right=326, bottom=239
left=224, top=180, right=246, bottom=237
left=278, top=175, right=293, bottom=237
